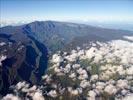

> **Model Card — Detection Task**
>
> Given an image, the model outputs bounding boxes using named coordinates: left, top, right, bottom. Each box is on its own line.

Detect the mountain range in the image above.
left=0, top=21, right=133, bottom=95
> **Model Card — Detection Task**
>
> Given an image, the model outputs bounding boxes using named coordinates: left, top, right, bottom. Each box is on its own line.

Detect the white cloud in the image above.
left=104, top=84, right=117, bottom=95
left=123, top=94, right=133, bottom=100
left=2, top=94, right=21, bottom=100
left=32, top=91, right=45, bottom=100
left=0, top=42, right=6, bottom=46
left=52, top=54, right=63, bottom=63
left=0, top=55, right=7, bottom=66
left=116, top=79, right=128, bottom=89
left=80, top=80, right=90, bottom=88
left=90, top=74, right=99, bottom=82
left=88, top=90, right=96, bottom=99
left=47, top=90, right=57, bottom=98
left=124, top=36, right=133, bottom=41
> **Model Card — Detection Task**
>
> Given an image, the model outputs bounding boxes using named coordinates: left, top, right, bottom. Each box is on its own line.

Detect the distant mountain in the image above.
left=0, top=21, right=133, bottom=95
left=1, top=21, right=133, bottom=52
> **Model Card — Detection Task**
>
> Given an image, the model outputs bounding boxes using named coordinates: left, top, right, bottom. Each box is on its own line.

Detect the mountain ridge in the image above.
left=1, top=21, right=133, bottom=52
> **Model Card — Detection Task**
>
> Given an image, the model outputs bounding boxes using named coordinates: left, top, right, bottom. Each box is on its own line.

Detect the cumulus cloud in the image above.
left=80, top=80, right=90, bottom=88
left=47, top=90, right=57, bottom=98
left=16, top=81, right=29, bottom=90
left=95, top=82, right=106, bottom=92
left=68, top=87, right=82, bottom=96
left=90, top=74, right=99, bottom=82
left=104, top=84, right=117, bottom=95
left=123, top=94, right=133, bottom=100
left=32, top=91, right=45, bottom=100
left=2, top=94, right=21, bottom=100
left=52, top=54, right=63, bottom=63
left=69, top=72, right=76, bottom=79
left=0, top=42, right=6, bottom=46
left=77, top=68, right=88, bottom=80
left=126, top=67, right=133, bottom=75
left=88, top=90, right=96, bottom=100
left=124, top=36, right=133, bottom=41
left=0, top=55, right=7, bottom=66
left=116, top=79, right=128, bottom=89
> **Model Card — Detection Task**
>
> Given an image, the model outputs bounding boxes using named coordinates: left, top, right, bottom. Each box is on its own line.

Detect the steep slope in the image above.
left=0, top=33, right=48, bottom=95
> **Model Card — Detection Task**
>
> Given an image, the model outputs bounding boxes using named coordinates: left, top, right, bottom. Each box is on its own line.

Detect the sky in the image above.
left=0, top=0, right=133, bottom=24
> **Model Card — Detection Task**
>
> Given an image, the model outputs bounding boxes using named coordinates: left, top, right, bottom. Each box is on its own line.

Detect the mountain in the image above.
left=1, top=21, right=133, bottom=52
left=0, top=21, right=133, bottom=95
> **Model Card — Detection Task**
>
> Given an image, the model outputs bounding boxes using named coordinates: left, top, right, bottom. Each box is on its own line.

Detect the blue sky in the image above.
left=0, top=0, right=133, bottom=24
